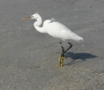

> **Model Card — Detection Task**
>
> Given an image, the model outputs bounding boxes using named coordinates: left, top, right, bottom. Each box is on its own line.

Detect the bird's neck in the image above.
left=35, top=15, right=42, bottom=26
left=34, top=14, right=46, bottom=33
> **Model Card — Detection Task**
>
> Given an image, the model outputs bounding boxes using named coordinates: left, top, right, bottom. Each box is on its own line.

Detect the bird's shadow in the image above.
left=64, top=52, right=97, bottom=65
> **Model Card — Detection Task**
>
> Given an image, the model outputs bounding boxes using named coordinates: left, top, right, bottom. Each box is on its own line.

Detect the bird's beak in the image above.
left=22, top=16, right=31, bottom=20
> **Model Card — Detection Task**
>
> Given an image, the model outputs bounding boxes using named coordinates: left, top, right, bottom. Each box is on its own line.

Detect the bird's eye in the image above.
left=31, top=16, right=34, bottom=19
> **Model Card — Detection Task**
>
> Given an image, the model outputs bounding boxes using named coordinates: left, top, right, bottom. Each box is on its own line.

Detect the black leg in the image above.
left=58, top=41, right=73, bottom=66
left=60, top=41, right=65, bottom=54
left=61, top=42, right=73, bottom=56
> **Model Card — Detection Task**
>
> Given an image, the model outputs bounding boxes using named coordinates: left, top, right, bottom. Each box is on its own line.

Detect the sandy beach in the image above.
left=0, top=0, right=104, bottom=90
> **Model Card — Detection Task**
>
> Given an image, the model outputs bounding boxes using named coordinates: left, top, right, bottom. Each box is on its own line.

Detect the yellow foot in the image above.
left=51, top=55, right=65, bottom=68
left=58, top=55, right=65, bottom=67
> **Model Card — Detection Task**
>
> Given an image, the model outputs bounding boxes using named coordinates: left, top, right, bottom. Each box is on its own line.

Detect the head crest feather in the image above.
left=36, top=12, right=38, bottom=14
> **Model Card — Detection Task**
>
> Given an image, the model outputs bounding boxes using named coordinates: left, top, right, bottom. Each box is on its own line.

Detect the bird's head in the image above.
left=22, top=12, right=39, bottom=20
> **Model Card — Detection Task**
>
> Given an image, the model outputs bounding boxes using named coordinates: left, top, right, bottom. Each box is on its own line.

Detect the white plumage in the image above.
left=22, top=12, right=83, bottom=67
left=31, top=13, right=83, bottom=41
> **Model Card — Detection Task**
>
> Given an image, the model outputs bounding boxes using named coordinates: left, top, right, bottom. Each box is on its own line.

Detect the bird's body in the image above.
left=22, top=12, right=83, bottom=67
left=33, top=13, right=83, bottom=41
left=45, top=21, right=82, bottom=41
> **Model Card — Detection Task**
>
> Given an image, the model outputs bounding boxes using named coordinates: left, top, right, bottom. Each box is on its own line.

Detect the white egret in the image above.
left=22, top=12, right=83, bottom=66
